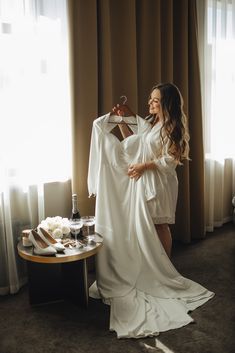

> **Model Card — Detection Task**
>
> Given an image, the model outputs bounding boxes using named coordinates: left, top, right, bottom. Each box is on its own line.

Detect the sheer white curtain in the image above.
left=197, top=0, right=235, bottom=232
left=0, top=0, right=71, bottom=294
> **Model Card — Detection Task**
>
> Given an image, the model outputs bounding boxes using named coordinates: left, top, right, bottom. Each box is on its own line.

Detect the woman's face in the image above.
left=148, top=89, right=162, bottom=118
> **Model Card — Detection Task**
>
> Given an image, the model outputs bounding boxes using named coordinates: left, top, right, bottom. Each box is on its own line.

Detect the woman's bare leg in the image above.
left=155, top=224, right=172, bottom=258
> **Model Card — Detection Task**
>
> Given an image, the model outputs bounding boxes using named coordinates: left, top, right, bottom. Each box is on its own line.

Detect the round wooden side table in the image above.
left=17, top=233, right=103, bottom=307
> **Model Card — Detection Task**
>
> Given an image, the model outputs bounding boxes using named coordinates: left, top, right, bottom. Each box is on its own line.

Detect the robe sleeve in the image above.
left=88, top=119, right=102, bottom=197
left=154, top=155, right=178, bottom=175
left=153, top=139, right=178, bottom=175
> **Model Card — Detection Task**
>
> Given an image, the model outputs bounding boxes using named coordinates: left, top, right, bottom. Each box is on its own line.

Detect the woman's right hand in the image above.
left=111, top=104, right=135, bottom=117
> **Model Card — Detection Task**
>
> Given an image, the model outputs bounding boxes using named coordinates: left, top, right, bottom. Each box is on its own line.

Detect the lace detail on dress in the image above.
left=152, top=216, right=175, bottom=225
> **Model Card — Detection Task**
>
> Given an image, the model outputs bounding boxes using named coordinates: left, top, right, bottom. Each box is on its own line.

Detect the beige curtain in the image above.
left=68, top=0, right=204, bottom=243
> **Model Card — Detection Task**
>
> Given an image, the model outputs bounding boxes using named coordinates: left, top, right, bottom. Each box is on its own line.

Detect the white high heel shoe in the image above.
left=28, top=230, right=57, bottom=256
left=38, top=227, right=65, bottom=252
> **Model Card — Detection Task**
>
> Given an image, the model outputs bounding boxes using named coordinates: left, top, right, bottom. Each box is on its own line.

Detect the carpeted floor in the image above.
left=0, top=223, right=234, bottom=353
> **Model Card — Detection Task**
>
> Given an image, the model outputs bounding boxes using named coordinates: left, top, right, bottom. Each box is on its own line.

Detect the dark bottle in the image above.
left=71, top=193, right=83, bottom=236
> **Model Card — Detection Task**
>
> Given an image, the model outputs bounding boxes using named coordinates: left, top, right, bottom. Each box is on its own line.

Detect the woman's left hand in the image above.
left=128, top=163, right=146, bottom=180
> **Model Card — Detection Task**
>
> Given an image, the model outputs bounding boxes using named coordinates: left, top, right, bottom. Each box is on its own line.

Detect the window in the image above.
left=204, top=0, right=235, bottom=160
left=0, top=0, right=71, bottom=191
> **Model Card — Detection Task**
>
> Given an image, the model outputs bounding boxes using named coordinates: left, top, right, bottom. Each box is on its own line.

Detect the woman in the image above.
left=88, top=83, right=214, bottom=339
left=123, top=83, right=190, bottom=257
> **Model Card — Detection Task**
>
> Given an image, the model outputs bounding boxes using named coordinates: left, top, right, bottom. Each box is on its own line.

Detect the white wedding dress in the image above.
left=88, top=114, right=214, bottom=339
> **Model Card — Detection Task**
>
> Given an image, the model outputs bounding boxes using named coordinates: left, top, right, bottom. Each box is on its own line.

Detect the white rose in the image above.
left=52, top=228, right=63, bottom=238
left=54, top=221, right=62, bottom=229
left=62, top=217, right=70, bottom=225
left=61, top=225, right=70, bottom=235
left=55, top=216, right=62, bottom=222
left=46, top=217, right=54, bottom=230
left=40, top=220, right=49, bottom=230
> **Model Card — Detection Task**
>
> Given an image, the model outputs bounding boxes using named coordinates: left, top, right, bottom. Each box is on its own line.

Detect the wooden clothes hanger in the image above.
left=108, top=95, right=137, bottom=126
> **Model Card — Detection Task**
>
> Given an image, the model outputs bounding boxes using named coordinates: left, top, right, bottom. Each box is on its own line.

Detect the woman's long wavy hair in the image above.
left=150, top=83, right=190, bottom=163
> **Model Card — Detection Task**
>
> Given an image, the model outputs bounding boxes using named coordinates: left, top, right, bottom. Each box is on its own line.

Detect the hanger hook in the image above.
left=120, top=95, right=127, bottom=105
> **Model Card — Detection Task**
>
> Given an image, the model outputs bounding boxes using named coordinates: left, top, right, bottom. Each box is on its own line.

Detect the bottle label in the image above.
left=71, top=194, right=82, bottom=236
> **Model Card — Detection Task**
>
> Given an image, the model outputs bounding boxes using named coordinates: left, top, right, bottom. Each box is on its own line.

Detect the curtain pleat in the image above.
left=69, top=0, right=98, bottom=214
left=68, top=0, right=205, bottom=242
left=187, top=0, right=205, bottom=239
left=136, top=0, right=162, bottom=114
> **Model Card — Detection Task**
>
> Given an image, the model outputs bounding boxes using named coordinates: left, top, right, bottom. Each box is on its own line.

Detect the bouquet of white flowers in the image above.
left=38, top=216, right=70, bottom=238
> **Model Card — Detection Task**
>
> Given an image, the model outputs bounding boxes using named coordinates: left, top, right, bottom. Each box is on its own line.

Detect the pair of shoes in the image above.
left=38, top=227, right=65, bottom=252
left=29, top=230, right=57, bottom=256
